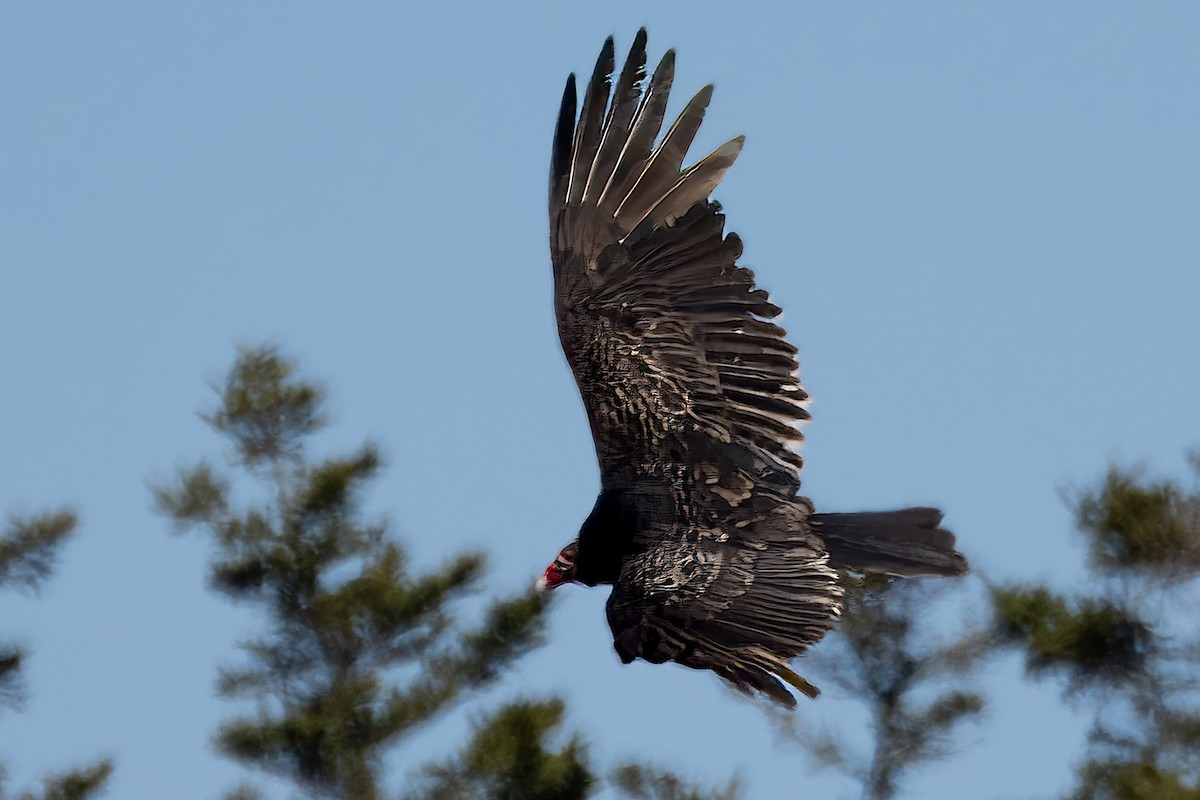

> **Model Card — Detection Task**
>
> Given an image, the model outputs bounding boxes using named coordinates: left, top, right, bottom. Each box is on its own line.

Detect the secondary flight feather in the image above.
left=539, top=30, right=968, bottom=707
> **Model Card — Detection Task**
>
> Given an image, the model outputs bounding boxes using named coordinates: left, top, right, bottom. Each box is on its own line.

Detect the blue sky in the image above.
left=2, top=2, right=1198, bottom=797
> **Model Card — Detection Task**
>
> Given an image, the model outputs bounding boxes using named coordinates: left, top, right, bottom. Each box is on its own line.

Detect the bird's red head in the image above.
left=537, top=541, right=579, bottom=591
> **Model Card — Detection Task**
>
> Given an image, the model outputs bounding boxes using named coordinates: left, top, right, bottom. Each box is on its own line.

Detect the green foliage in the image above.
left=1074, top=458, right=1200, bottom=574
left=410, top=698, right=593, bottom=800
left=10, top=761, right=114, bottom=800
left=410, top=699, right=740, bottom=800
left=203, top=347, right=326, bottom=467
left=991, top=451, right=1200, bottom=799
left=782, top=573, right=988, bottom=800
left=991, top=586, right=1151, bottom=689
left=0, top=511, right=78, bottom=594
left=610, top=763, right=741, bottom=800
left=1, top=510, right=111, bottom=799
left=1073, top=759, right=1200, bottom=800
left=156, top=346, right=551, bottom=799
left=222, top=785, right=264, bottom=800
left=0, top=743, right=112, bottom=800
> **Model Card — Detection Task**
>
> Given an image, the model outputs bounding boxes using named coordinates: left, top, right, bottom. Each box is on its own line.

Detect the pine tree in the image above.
left=992, top=452, right=1200, bottom=799
left=0, top=511, right=112, bottom=800
left=407, top=697, right=593, bottom=800
left=780, top=573, right=988, bottom=800
left=154, top=346, right=551, bottom=799
left=609, top=763, right=741, bottom=800
left=409, top=696, right=741, bottom=800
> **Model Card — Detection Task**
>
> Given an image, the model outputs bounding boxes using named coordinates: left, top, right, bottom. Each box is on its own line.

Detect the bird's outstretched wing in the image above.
left=549, top=30, right=808, bottom=506
left=550, top=33, right=844, bottom=705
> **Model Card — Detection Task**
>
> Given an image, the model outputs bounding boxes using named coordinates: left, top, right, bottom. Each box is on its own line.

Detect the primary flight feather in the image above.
left=539, top=30, right=968, bottom=707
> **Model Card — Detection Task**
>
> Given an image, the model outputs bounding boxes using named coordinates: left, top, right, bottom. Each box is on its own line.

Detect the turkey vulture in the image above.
left=539, top=30, right=968, bottom=707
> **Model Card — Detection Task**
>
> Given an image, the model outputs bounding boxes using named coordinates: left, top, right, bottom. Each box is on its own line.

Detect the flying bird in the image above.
left=540, top=30, right=968, bottom=707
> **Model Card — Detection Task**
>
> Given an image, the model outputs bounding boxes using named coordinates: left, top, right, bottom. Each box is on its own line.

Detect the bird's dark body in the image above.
left=544, top=31, right=968, bottom=706
left=575, top=490, right=642, bottom=586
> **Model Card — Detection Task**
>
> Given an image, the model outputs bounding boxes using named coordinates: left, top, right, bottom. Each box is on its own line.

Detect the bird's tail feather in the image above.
left=813, top=507, right=969, bottom=577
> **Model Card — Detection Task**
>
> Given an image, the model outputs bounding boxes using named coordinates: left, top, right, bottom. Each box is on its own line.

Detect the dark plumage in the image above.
left=540, top=30, right=968, bottom=707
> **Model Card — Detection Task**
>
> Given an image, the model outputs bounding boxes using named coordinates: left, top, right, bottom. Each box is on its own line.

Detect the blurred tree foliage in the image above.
left=410, top=696, right=739, bottom=800
left=0, top=512, right=112, bottom=800
left=407, top=698, right=592, bottom=800
left=2, top=762, right=114, bottom=800
left=609, top=762, right=741, bottom=800
left=154, top=346, right=551, bottom=799
left=780, top=572, right=988, bottom=800
left=156, top=346, right=737, bottom=800
left=992, top=453, right=1200, bottom=800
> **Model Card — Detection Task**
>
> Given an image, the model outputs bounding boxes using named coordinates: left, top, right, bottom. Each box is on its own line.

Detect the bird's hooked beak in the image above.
left=537, top=541, right=579, bottom=591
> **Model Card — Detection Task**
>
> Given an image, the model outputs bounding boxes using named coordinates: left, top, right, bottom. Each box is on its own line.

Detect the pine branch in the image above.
left=992, top=449, right=1200, bottom=797
left=407, top=698, right=594, bottom=800
left=610, top=763, right=741, bottom=800
left=159, top=346, right=556, bottom=798
left=0, top=510, right=78, bottom=593
left=6, top=759, right=113, bottom=800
